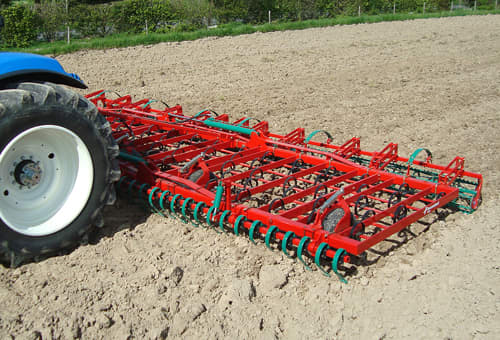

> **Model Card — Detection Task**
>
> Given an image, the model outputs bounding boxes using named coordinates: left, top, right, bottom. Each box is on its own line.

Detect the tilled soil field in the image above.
left=1, top=15, right=499, bottom=339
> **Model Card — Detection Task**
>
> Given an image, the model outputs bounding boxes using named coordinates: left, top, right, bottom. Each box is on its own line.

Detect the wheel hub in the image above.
left=14, top=159, right=42, bottom=188
left=0, top=125, right=94, bottom=236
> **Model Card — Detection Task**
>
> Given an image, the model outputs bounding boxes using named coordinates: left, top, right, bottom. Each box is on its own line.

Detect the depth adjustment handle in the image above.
left=318, top=188, right=345, bottom=214
left=180, top=153, right=204, bottom=174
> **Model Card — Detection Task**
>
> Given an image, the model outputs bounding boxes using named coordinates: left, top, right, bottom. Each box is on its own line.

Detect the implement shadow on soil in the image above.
left=0, top=196, right=150, bottom=269
left=353, top=208, right=455, bottom=267
left=88, top=197, right=150, bottom=245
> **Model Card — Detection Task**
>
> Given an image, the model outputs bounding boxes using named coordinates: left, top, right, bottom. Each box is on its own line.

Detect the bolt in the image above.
left=9, top=171, right=13, bottom=176
left=20, top=156, right=25, bottom=160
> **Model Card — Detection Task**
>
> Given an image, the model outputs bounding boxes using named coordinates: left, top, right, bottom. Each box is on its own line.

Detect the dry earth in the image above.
left=1, top=15, right=500, bottom=339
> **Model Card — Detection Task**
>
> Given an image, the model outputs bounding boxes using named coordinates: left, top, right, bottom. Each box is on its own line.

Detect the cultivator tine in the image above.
left=87, top=92, right=483, bottom=282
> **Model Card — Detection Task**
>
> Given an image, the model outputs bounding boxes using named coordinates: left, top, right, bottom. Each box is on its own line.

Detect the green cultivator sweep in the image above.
left=84, top=90, right=483, bottom=282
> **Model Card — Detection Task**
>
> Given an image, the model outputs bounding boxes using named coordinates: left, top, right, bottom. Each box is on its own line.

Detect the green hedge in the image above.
left=1, top=4, right=37, bottom=48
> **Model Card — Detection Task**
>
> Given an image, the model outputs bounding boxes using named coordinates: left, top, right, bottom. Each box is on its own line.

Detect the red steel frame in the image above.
left=87, top=91, right=483, bottom=280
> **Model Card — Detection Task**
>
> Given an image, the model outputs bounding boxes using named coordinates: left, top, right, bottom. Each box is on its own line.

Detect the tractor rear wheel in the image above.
left=0, top=82, right=120, bottom=266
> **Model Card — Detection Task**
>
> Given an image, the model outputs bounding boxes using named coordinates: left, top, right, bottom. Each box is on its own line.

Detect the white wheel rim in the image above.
left=0, top=125, right=94, bottom=236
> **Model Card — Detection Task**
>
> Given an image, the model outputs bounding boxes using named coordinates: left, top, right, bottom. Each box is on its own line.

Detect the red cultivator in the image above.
left=86, top=91, right=483, bottom=282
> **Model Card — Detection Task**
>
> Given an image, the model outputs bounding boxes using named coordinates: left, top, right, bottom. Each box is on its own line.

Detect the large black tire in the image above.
left=0, top=82, right=120, bottom=266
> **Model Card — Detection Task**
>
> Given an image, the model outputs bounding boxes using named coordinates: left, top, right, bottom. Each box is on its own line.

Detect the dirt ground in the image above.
left=1, top=15, right=499, bottom=339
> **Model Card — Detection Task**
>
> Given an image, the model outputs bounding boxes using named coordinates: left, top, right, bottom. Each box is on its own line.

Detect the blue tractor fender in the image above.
left=0, top=52, right=87, bottom=89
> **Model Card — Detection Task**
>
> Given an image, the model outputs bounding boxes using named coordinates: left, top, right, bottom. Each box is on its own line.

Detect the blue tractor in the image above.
left=0, top=52, right=119, bottom=266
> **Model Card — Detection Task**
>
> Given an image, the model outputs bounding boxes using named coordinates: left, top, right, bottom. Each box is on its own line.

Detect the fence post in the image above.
left=358, top=5, right=361, bottom=16
left=65, top=0, right=70, bottom=44
left=496, top=0, right=498, bottom=9
left=474, top=0, right=476, bottom=10
left=268, top=10, right=271, bottom=24
left=423, top=2, right=426, bottom=14
left=393, top=2, right=396, bottom=14
left=450, top=1, right=453, bottom=11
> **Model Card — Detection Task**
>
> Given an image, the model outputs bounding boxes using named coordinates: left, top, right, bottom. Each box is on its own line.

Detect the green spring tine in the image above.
left=219, top=210, right=231, bottom=234
left=304, top=129, right=333, bottom=144
left=281, top=231, right=296, bottom=258
left=148, top=187, right=163, bottom=216
left=249, top=220, right=262, bottom=244
left=170, top=194, right=182, bottom=217
left=127, top=179, right=137, bottom=196
left=117, top=176, right=127, bottom=190
left=297, top=236, right=312, bottom=271
left=193, top=202, right=206, bottom=227
left=181, top=197, right=194, bottom=223
left=315, top=243, right=331, bottom=277
left=265, top=225, right=278, bottom=250
left=236, top=117, right=252, bottom=127
left=138, top=183, right=149, bottom=198
left=159, top=190, right=170, bottom=212
left=234, top=215, right=246, bottom=236
left=206, top=206, right=217, bottom=228
left=142, top=99, right=157, bottom=109
left=332, top=248, right=348, bottom=284
left=408, top=148, right=432, bottom=166
left=88, top=90, right=106, bottom=100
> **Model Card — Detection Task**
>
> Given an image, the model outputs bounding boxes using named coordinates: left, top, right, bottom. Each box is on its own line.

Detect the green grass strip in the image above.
left=5, top=9, right=500, bottom=55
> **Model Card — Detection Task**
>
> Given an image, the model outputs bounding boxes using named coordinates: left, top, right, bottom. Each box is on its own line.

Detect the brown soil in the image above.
left=1, top=15, right=499, bottom=339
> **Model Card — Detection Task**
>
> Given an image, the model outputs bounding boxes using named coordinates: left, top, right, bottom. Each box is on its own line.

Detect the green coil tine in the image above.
left=314, top=243, right=331, bottom=277
left=332, top=248, right=348, bottom=284
left=159, top=190, right=171, bottom=213
left=249, top=220, right=262, bottom=244
left=138, top=183, right=149, bottom=199
left=117, top=176, right=127, bottom=190
left=281, top=231, right=296, bottom=258
left=142, top=99, right=157, bottom=109
left=304, top=129, right=333, bottom=144
left=297, top=236, right=312, bottom=271
left=137, top=183, right=149, bottom=211
left=219, top=210, right=231, bottom=234
left=234, top=215, right=247, bottom=236
left=408, top=148, right=432, bottom=166
left=265, top=225, right=278, bottom=250
left=87, top=90, right=106, bottom=100
left=148, top=187, right=164, bottom=216
left=236, top=117, right=256, bottom=127
left=170, top=194, right=182, bottom=217
left=206, top=206, right=220, bottom=232
left=193, top=202, right=206, bottom=227
left=127, top=179, right=137, bottom=197
left=181, top=197, right=194, bottom=223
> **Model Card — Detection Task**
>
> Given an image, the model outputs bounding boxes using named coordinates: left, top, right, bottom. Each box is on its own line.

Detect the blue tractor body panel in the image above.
left=0, top=52, right=86, bottom=89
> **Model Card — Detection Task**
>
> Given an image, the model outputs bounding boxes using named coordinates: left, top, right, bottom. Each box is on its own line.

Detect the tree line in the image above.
left=0, top=0, right=496, bottom=48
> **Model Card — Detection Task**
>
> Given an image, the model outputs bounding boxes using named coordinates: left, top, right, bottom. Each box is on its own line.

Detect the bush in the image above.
left=115, top=0, right=174, bottom=33
left=173, top=22, right=200, bottom=32
left=1, top=4, right=37, bottom=47
left=37, top=0, right=67, bottom=42
left=71, top=3, right=114, bottom=38
left=170, top=0, right=211, bottom=28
